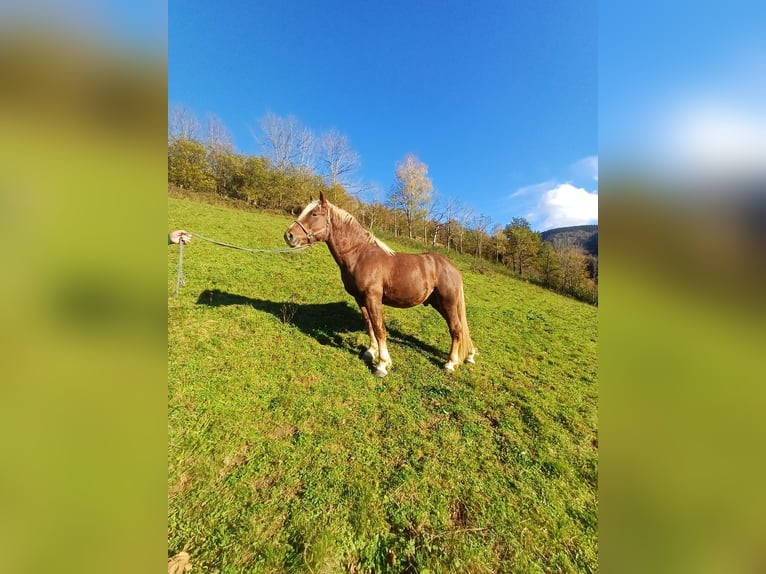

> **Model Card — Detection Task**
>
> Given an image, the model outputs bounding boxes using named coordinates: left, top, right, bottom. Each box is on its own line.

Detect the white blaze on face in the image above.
left=296, top=200, right=320, bottom=222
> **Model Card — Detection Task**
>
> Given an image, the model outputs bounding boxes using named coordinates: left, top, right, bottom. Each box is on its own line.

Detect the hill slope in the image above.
left=541, top=224, right=598, bottom=256
left=168, top=196, right=598, bottom=573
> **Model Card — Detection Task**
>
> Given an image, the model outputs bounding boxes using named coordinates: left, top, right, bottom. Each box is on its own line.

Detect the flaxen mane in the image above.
left=328, top=203, right=396, bottom=256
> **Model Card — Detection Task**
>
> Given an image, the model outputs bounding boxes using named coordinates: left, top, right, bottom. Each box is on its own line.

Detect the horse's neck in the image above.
left=325, top=214, right=370, bottom=268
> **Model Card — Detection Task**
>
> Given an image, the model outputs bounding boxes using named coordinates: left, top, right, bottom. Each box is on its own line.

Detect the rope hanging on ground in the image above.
left=175, top=240, right=185, bottom=298
left=173, top=231, right=312, bottom=298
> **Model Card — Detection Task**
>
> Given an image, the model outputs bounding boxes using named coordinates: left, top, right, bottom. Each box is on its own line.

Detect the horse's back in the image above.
left=379, top=251, right=460, bottom=307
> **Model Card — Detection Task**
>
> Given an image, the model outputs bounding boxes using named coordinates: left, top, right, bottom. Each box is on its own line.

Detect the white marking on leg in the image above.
left=444, top=361, right=456, bottom=372
left=362, top=348, right=377, bottom=362
left=379, top=346, right=392, bottom=370
left=372, top=345, right=392, bottom=377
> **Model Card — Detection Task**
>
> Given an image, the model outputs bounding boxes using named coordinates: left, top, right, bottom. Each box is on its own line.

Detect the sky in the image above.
left=169, top=0, right=597, bottom=231
left=600, top=1, right=766, bottom=186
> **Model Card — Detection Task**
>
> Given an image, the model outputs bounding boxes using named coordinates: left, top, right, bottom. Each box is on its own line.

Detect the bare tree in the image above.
left=169, top=105, right=200, bottom=142
left=293, top=125, right=315, bottom=172
left=318, top=129, right=360, bottom=190
left=256, top=112, right=315, bottom=172
left=441, top=196, right=460, bottom=251
left=385, top=193, right=401, bottom=237
left=455, top=203, right=474, bottom=254
left=471, top=214, right=492, bottom=258
left=389, top=154, right=433, bottom=239
left=205, top=114, right=233, bottom=152
left=358, top=182, right=384, bottom=231
left=492, top=224, right=507, bottom=263
left=425, top=191, right=444, bottom=246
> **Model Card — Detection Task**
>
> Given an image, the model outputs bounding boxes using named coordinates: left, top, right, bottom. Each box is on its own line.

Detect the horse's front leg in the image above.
left=358, top=304, right=379, bottom=364
left=364, top=295, right=391, bottom=377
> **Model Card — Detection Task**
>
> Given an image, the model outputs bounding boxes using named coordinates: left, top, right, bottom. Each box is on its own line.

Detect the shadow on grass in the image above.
left=196, top=288, right=447, bottom=368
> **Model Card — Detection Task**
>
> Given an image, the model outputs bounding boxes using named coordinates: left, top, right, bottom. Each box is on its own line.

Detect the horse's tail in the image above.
left=457, top=281, right=475, bottom=363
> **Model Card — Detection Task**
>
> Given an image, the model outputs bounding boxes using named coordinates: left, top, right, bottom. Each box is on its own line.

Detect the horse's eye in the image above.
left=312, top=212, right=318, bottom=217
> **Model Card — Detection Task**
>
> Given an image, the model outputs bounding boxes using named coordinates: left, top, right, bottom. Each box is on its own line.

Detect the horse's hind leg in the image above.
left=466, top=347, right=477, bottom=364
left=444, top=327, right=463, bottom=372
left=428, top=291, right=463, bottom=372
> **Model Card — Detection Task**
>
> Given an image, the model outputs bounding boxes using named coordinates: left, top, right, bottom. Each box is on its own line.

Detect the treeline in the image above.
left=168, top=107, right=597, bottom=304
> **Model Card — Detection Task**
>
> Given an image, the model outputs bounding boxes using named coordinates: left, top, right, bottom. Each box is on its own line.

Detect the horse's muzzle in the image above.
left=284, top=226, right=307, bottom=248
left=284, top=230, right=299, bottom=247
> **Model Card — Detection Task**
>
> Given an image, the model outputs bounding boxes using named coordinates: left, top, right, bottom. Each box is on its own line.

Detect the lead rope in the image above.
left=190, top=232, right=313, bottom=254
left=175, top=240, right=185, bottom=298
left=173, top=232, right=312, bottom=298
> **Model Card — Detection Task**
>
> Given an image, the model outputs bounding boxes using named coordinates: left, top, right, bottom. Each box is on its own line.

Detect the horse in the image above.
left=284, top=191, right=477, bottom=377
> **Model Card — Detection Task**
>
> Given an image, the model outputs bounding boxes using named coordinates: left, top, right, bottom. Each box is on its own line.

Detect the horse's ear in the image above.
left=309, top=194, right=314, bottom=202
left=319, top=191, right=326, bottom=206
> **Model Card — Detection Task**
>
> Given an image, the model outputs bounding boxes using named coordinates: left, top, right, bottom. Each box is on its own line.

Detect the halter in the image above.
left=292, top=208, right=330, bottom=245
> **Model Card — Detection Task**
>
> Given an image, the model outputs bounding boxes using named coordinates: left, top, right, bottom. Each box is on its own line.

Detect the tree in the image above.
left=537, top=241, right=561, bottom=288
left=419, top=190, right=442, bottom=246
left=491, top=224, right=507, bottom=264
left=202, top=115, right=241, bottom=197
left=168, top=137, right=215, bottom=193
left=318, top=129, right=360, bottom=196
left=389, top=154, right=433, bottom=239
left=426, top=192, right=445, bottom=247
left=440, top=197, right=460, bottom=251
left=471, top=214, right=492, bottom=258
left=209, top=151, right=245, bottom=198
left=204, top=114, right=233, bottom=152
left=554, top=238, right=590, bottom=297
left=385, top=192, right=402, bottom=237
left=256, top=112, right=315, bottom=172
left=239, top=156, right=271, bottom=206
left=356, top=182, right=384, bottom=231
left=168, top=105, right=199, bottom=142
left=357, top=199, right=384, bottom=233
left=504, top=217, right=541, bottom=275
left=455, top=203, right=474, bottom=254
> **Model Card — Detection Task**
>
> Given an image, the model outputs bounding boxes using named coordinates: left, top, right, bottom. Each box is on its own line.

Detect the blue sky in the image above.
left=169, top=0, right=597, bottom=231
left=600, top=1, right=766, bottom=184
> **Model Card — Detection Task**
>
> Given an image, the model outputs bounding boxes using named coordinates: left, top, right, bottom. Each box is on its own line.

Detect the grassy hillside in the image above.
left=168, top=196, right=598, bottom=573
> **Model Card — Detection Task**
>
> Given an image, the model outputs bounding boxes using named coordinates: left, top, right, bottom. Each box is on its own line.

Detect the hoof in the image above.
left=373, top=365, right=388, bottom=378
left=466, top=355, right=476, bottom=364
left=362, top=349, right=376, bottom=363
left=443, top=362, right=456, bottom=373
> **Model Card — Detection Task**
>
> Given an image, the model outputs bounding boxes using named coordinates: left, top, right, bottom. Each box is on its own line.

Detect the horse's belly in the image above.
left=382, top=286, right=430, bottom=308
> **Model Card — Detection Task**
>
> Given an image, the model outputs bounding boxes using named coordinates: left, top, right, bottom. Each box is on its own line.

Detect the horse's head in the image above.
left=284, top=191, right=331, bottom=247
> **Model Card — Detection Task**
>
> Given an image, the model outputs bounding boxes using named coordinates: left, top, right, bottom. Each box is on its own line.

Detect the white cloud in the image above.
left=509, top=159, right=599, bottom=230
left=510, top=180, right=557, bottom=198
left=661, top=100, right=766, bottom=178
left=534, top=183, right=598, bottom=230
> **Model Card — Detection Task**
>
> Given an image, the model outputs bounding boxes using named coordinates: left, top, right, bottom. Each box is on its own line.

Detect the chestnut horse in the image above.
left=284, top=192, right=477, bottom=377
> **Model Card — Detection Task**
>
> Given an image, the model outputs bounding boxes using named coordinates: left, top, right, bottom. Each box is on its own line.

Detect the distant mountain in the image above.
left=541, top=225, right=598, bottom=257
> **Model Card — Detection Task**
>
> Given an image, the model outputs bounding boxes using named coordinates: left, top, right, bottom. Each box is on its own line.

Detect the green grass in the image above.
left=168, top=196, right=597, bottom=573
